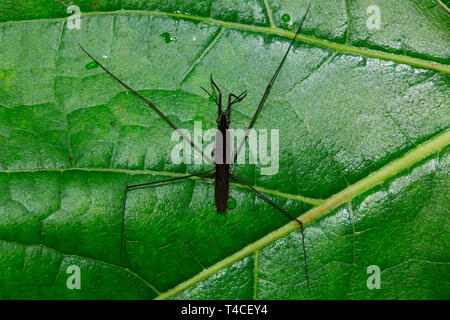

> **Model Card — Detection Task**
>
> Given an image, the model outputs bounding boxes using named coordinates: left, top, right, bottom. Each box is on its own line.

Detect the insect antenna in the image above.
left=79, top=44, right=213, bottom=164
left=209, top=73, right=223, bottom=114
left=201, top=86, right=219, bottom=106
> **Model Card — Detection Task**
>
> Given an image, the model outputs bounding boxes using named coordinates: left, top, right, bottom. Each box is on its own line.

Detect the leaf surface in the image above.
left=0, top=0, right=449, bottom=299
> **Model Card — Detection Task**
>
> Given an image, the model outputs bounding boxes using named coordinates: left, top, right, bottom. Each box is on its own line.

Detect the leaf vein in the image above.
left=155, top=129, right=450, bottom=300
left=0, top=10, right=448, bottom=72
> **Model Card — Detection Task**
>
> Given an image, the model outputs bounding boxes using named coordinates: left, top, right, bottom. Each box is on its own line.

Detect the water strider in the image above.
left=80, top=4, right=312, bottom=291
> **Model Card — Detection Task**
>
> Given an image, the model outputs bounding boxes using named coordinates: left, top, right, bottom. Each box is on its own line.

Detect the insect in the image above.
left=80, top=4, right=312, bottom=291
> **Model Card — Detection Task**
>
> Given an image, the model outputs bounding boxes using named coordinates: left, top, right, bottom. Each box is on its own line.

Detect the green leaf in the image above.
left=0, top=0, right=449, bottom=299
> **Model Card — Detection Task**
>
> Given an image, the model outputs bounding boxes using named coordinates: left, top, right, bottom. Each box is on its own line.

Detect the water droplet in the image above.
left=228, top=196, right=237, bottom=210
left=102, top=55, right=108, bottom=59
left=160, top=32, right=177, bottom=43
left=282, top=13, right=291, bottom=23
left=160, top=32, right=170, bottom=43
left=85, top=61, right=98, bottom=70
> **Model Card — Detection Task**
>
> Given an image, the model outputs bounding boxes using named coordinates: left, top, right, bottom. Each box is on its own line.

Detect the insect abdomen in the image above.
left=214, top=163, right=230, bottom=213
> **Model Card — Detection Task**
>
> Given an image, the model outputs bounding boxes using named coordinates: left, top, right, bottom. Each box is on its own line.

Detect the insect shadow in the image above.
left=80, top=4, right=312, bottom=292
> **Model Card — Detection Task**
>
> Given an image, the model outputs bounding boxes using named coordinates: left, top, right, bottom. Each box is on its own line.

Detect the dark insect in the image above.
left=80, top=5, right=312, bottom=291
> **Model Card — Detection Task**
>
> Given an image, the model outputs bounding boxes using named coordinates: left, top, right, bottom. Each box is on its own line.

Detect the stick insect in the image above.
left=80, top=4, right=312, bottom=291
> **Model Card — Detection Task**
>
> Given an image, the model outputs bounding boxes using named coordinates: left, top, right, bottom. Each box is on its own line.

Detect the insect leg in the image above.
left=121, top=170, right=215, bottom=265
left=228, top=91, right=248, bottom=104
left=230, top=171, right=310, bottom=292
left=233, top=4, right=311, bottom=163
left=226, top=91, right=248, bottom=117
left=79, top=45, right=214, bottom=164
